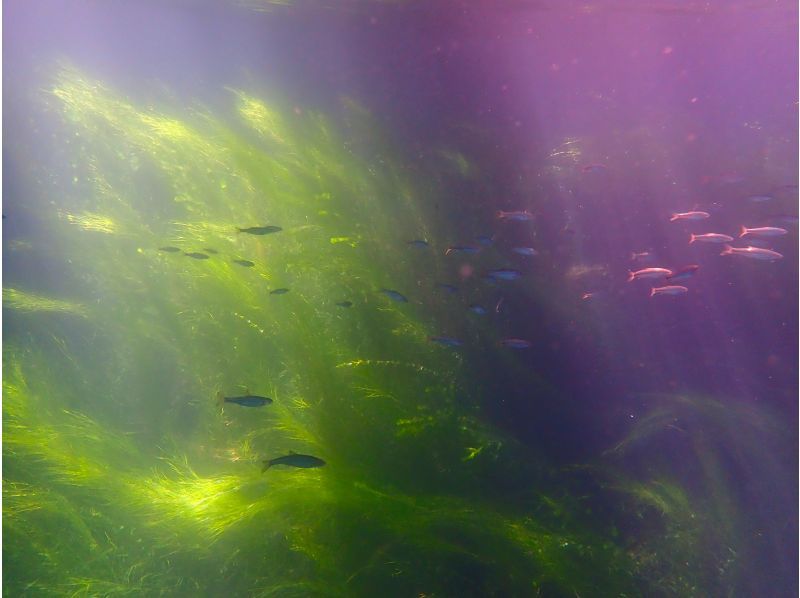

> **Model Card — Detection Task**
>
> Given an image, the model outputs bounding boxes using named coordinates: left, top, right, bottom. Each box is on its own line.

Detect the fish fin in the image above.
left=689, top=234, right=696, bottom=244
left=669, top=214, right=678, bottom=221
left=288, top=450, right=296, bottom=454
left=262, top=460, right=272, bottom=473
left=626, top=271, right=635, bottom=282
left=720, top=244, right=733, bottom=256
left=739, top=225, right=747, bottom=237
left=216, top=391, right=226, bottom=404
left=649, top=288, right=657, bottom=297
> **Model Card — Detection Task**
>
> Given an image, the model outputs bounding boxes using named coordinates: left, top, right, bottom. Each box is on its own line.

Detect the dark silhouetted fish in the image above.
left=270, top=288, right=290, bottom=295
left=238, top=226, right=282, bottom=235
left=486, top=268, right=522, bottom=281
left=500, top=338, right=532, bottom=349
left=380, top=289, right=408, bottom=302
left=185, top=252, right=210, bottom=260
left=336, top=301, right=353, bottom=308
left=203, top=248, right=219, bottom=254
left=218, top=392, right=272, bottom=407
left=159, top=246, right=181, bottom=253
left=263, top=453, right=325, bottom=471
left=666, top=265, right=699, bottom=282
left=429, top=336, right=463, bottom=347
left=233, top=259, right=255, bottom=267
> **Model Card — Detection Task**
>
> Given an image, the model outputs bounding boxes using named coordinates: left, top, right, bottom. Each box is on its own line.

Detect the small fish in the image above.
left=582, top=163, right=607, bottom=173
left=720, top=245, right=783, bottom=261
left=407, top=239, right=429, bottom=248
left=689, top=233, right=734, bottom=244
left=263, top=453, right=326, bottom=471
left=666, top=265, right=699, bottom=281
left=380, top=289, right=408, bottom=302
left=627, top=268, right=672, bottom=282
left=270, top=288, right=290, bottom=295
left=159, top=246, right=181, bottom=253
left=429, top=336, right=463, bottom=347
left=437, top=283, right=459, bottom=294
left=495, top=297, right=505, bottom=313
left=233, top=259, right=255, bottom=267
left=650, top=285, right=688, bottom=297
left=468, top=304, right=487, bottom=315
left=581, top=292, right=596, bottom=300
left=670, top=211, right=710, bottom=222
left=237, top=225, right=282, bottom=235
left=185, top=252, right=210, bottom=260
left=486, top=268, right=522, bottom=281
left=767, top=214, right=799, bottom=226
left=499, top=338, right=532, bottom=349
left=747, top=195, right=775, bottom=203
left=445, top=245, right=481, bottom=255
left=630, top=251, right=653, bottom=261
left=739, top=226, right=788, bottom=238
left=218, top=392, right=272, bottom=407
left=512, top=247, right=538, bottom=256
left=496, top=210, right=535, bottom=222
left=336, top=301, right=353, bottom=308
left=203, top=248, right=219, bottom=254
left=475, top=235, right=494, bottom=246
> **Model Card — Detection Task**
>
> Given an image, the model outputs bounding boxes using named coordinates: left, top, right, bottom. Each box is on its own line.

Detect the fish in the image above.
left=475, top=235, right=494, bottom=246
left=445, top=245, right=481, bottom=255
left=582, top=163, right=607, bottom=173
left=237, top=226, right=282, bottom=235
left=689, top=233, right=734, bottom=244
left=496, top=210, right=535, bottom=222
left=512, top=247, right=538, bottom=256
left=739, top=226, right=788, bottom=238
left=262, top=453, right=326, bottom=471
left=380, top=289, right=408, bottom=302
left=499, top=338, right=532, bottom=349
left=485, top=268, right=522, bottom=281
left=232, top=259, right=255, bottom=267
left=270, top=288, right=290, bottom=295
left=218, top=392, right=272, bottom=407
left=407, top=239, right=429, bottom=248
left=747, top=195, right=775, bottom=203
left=630, top=251, right=653, bottom=261
left=437, top=283, right=459, bottom=294
left=468, top=304, right=487, bottom=315
left=650, top=285, right=688, bottom=297
left=159, top=246, right=181, bottom=253
left=203, top=248, right=219, bottom=254
left=720, top=245, right=783, bottom=261
left=336, top=301, right=353, bottom=308
left=670, top=211, right=710, bottom=222
left=581, top=292, right=596, bottom=300
left=666, top=265, right=699, bottom=281
left=429, top=336, right=463, bottom=347
left=627, top=268, right=672, bottom=282
left=184, top=252, right=210, bottom=260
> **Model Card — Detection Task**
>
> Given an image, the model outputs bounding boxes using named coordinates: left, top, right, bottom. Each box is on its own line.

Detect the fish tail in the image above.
left=649, top=288, right=657, bottom=297
left=261, top=460, right=272, bottom=473
left=670, top=214, right=678, bottom=221
left=445, top=247, right=454, bottom=256
left=236, top=227, right=243, bottom=233
left=495, top=211, right=505, bottom=219
left=739, top=225, right=748, bottom=238
left=626, top=271, right=635, bottom=282
left=216, top=391, right=227, bottom=405
left=689, top=234, right=696, bottom=244
left=720, top=244, right=733, bottom=256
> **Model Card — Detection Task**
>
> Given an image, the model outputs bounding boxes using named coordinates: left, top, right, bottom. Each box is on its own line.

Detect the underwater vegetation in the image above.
left=3, top=63, right=791, bottom=597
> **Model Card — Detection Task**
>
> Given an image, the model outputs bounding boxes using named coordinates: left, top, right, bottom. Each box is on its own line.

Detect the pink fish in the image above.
left=496, top=210, right=535, bottom=222
left=650, top=285, right=688, bottom=297
left=499, top=338, right=532, bottom=349
left=739, top=226, right=788, bottom=238
left=627, top=267, right=673, bottom=282
left=670, top=211, right=710, bottom=221
left=630, top=251, right=653, bottom=261
left=689, top=233, right=734, bottom=244
left=720, top=245, right=783, bottom=261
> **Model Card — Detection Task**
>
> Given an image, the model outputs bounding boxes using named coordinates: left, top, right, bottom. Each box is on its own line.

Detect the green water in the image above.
left=3, top=66, right=787, bottom=597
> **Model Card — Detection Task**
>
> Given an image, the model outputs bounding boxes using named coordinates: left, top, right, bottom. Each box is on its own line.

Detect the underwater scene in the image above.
left=3, top=1, right=797, bottom=596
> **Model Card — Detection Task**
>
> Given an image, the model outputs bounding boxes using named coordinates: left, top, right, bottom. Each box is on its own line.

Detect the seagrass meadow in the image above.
left=3, top=1, right=797, bottom=596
